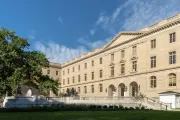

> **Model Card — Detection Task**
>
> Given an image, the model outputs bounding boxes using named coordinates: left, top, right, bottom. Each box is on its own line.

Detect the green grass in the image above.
left=0, top=111, right=180, bottom=120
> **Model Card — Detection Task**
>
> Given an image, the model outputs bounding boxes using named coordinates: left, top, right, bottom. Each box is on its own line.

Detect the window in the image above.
left=68, top=78, right=69, bottom=84
left=151, top=56, right=156, bottom=68
left=132, top=61, right=137, bottom=72
left=84, top=63, right=87, bottom=69
left=84, top=74, right=87, bottom=81
left=78, top=75, right=80, bottom=82
left=63, top=79, right=65, bottom=85
left=91, top=85, right=94, bottom=93
left=68, top=69, right=69, bottom=74
left=100, top=58, right=102, bottom=64
left=150, top=76, right=157, bottom=88
left=92, top=72, right=94, bottom=80
left=78, top=65, right=80, bottom=71
left=100, top=70, right=103, bottom=78
left=121, top=50, right=125, bottom=59
left=111, top=66, right=114, bottom=76
left=170, top=32, right=176, bottom=43
left=47, top=70, right=50, bottom=74
left=121, top=64, right=125, bottom=74
left=56, top=71, right=59, bottom=75
left=99, top=84, right=103, bottom=92
left=63, top=71, right=65, bottom=75
left=78, top=87, right=80, bottom=94
left=169, top=51, right=176, bottom=64
left=111, top=53, right=114, bottom=61
left=169, top=73, right=176, bottom=86
left=72, top=77, right=75, bottom=83
left=73, top=67, right=75, bottom=72
left=132, top=46, right=137, bottom=56
left=92, top=60, right=94, bottom=66
left=151, top=39, right=156, bottom=49
left=84, top=86, right=87, bottom=93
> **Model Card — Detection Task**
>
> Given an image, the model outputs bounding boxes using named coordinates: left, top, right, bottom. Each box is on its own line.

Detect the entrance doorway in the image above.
left=118, top=83, right=125, bottom=97
left=129, top=82, right=138, bottom=97
left=108, top=84, right=116, bottom=97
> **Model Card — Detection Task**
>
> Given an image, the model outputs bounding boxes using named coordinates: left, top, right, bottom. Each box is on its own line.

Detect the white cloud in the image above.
left=90, top=29, right=96, bottom=36
left=27, top=30, right=36, bottom=40
left=78, top=0, right=180, bottom=51
left=34, top=41, right=87, bottom=64
left=95, top=0, right=180, bottom=33
left=58, top=17, right=63, bottom=24
left=78, top=36, right=112, bottom=50
left=34, top=0, right=180, bottom=64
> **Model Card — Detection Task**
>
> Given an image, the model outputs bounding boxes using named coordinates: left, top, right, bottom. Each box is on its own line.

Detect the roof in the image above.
left=18, top=85, right=40, bottom=96
left=159, top=91, right=180, bottom=95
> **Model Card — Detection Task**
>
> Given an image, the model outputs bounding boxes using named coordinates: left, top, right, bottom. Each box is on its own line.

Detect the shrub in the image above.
left=109, top=105, right=114, bottom=109
left=89, top=105, right=96, bottom=110
left=114, top=105, right=118, bottom=109
left=97, top=105, right=102, bottom=109
left=141, top=106, right=145, bottom=110
left=103, top=105, right=108, bottom=109
left=124, top=107, right=129, bottom=110
left=129, top=107, right=135, bottom=110
left=118, top=105, right=124, bottom=110
left=135, top=106, right=140, bottom=110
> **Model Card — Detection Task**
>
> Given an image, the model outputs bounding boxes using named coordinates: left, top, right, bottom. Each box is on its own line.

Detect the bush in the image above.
left=97, top=105, right=102, bottom=109
left=109, top=105, right=114, bottom=109
left=118, top=105, right=124, bottom=110
left=89, top=105, right=96, bottom=110
left=103, top=105, right=108, bottom=109
left=135, top=106, right=140, bottom=110
left=0, top=103, right=149, bottom=112
left=141, top=106, right=145, bottom=110
left=114, top=105, right=118, bottom=109
left=129, top=107, right=135, bottom=110
left=124, top=107, right=129, bottom=110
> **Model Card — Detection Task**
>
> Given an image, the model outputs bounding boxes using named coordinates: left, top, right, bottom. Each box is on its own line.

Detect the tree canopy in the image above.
left=0, top=28, right=59, bottom=96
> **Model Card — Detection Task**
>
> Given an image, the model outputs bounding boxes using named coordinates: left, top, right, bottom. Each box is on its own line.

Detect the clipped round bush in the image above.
left=114, top=105, right=118, bottom=109
left=141, top=106, right=145, bottom=110
left=135, top=106, right=140, bottom=110
left=129, top=107, right=135, bottom=110
left=118, top=105, right=124, bottom=110
left=103, top=105, right=108, bottom=109
left=109, top=105, right=114, bottom=109
left=124, top=107, right=128, bottom=110
left=97, top=105, right=102, bottom=109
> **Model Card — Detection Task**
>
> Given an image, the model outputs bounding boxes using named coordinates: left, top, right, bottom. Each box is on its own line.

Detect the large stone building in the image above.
left=43, top=14, right=180, bottom=99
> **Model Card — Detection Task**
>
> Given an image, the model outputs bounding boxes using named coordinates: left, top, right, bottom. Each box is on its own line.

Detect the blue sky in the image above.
left=0, top=0, right=180, bottom=63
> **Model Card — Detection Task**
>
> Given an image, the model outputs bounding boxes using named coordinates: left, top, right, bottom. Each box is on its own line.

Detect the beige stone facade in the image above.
left=43, top=14, right=180, bottom=99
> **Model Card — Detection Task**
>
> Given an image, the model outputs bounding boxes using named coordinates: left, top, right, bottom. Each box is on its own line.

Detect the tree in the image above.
left=38, top=75, right=59, bottom=96
left=0, top=28, right=59, bottom=96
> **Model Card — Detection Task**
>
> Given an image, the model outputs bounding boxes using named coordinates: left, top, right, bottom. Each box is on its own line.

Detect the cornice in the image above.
left=61, top=17, right=180, bottom=69
left=49, top=63, right=61, bottom=69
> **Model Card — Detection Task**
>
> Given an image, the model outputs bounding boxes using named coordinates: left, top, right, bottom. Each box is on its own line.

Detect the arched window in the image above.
left=150, top=76, right=157, bottom=88
left=91, top=85, right=94, bottom=93
left=84, top=86, right=87, bottom=93
left=99, top=84, right=103, bottom=92
left=169, top=73, right=176, bottom=86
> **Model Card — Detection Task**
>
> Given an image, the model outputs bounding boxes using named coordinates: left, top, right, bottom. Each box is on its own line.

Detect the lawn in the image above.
left=0, top=111, right=180, bottom=120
